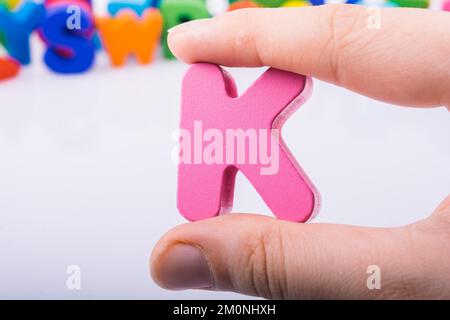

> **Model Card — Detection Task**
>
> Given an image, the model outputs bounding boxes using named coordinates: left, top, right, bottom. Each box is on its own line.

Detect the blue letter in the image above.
left=41, top=4, right=95, bottom=74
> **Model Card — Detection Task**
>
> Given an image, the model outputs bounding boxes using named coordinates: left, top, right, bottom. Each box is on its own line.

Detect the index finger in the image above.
left=168, top=5, right=450, bottom=108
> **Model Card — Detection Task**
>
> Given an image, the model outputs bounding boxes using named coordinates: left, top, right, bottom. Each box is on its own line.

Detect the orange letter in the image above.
left=96, top=8, right=162, bottom=67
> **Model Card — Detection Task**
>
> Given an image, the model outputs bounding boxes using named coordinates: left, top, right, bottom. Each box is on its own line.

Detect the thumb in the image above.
left=150, top=214, right=426, bottom=299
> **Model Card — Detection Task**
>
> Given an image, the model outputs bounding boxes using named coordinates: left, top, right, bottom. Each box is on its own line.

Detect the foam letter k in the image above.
left=177, top=63, right=320, bottom=223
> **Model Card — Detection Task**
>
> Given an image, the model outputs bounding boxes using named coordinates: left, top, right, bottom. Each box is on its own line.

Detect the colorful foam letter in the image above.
left=229, top=0, right=284, bottom=7
left=0, top=56, right=20, bottom=81
left=160, top=0, right=210, bottom=59
left=108, top=0, right=160, bottom=17
left=354, top=0, right=398, bottom=6
left=246, top=0, right=285, bottom=7
left=0, top=1, right=45, bottom=65
left=177, top=63, right=319, bottom=222
left=45, top=0, right=92, bottom=11
left=304, top=0, right=359, bottom=5
left=96, top=9, right=162, bottom=67
left=228, top=0, right=260, bottom=10
left=281, top=0, right=310, bottom=7
left=40, top=0, right=100, bottom=52
left=443, top=0, right=450, bottom=10
left=41, top=4, right=95, bottom=73
left=389, top=0, right=428, bottom=7
left=0, top=0, right=21, bottom=10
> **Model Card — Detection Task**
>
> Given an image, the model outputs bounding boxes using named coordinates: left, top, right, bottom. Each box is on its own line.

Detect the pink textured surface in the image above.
left=177, top=63, right=320, bottom=222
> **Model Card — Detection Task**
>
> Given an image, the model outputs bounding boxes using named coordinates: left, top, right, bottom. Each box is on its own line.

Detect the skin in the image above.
left=150, top=5, right=450, bottom=299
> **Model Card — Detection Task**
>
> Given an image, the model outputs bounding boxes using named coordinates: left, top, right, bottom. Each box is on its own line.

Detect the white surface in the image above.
left=0, top=39, right=449, bottom=299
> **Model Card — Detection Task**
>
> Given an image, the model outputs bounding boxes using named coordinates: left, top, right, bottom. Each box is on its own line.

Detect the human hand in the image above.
left=150, top=5, right=450, bottom=299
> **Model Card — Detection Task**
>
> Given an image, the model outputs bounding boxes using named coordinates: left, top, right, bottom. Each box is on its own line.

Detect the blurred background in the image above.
left=0, top=0, right=449, bottom=299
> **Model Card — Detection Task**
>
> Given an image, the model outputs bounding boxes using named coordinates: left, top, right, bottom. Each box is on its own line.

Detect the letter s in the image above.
left=41, top=4, right=95, bottom=74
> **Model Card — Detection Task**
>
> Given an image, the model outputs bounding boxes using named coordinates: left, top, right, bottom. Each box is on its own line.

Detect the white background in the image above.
left=1, top=5, right=450, bottom=298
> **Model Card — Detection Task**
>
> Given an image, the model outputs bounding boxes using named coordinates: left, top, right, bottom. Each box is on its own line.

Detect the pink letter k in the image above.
left=177, top=63, right=320, bottom=223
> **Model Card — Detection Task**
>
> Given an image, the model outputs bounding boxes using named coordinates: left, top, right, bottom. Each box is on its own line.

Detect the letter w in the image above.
left=96, top=9, right=162, bottom=67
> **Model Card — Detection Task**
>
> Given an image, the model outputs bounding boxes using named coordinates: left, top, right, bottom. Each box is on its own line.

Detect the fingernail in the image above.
left=168, top=18, right=212, bottom=35
left=156, top=244, right=213, bottom=290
